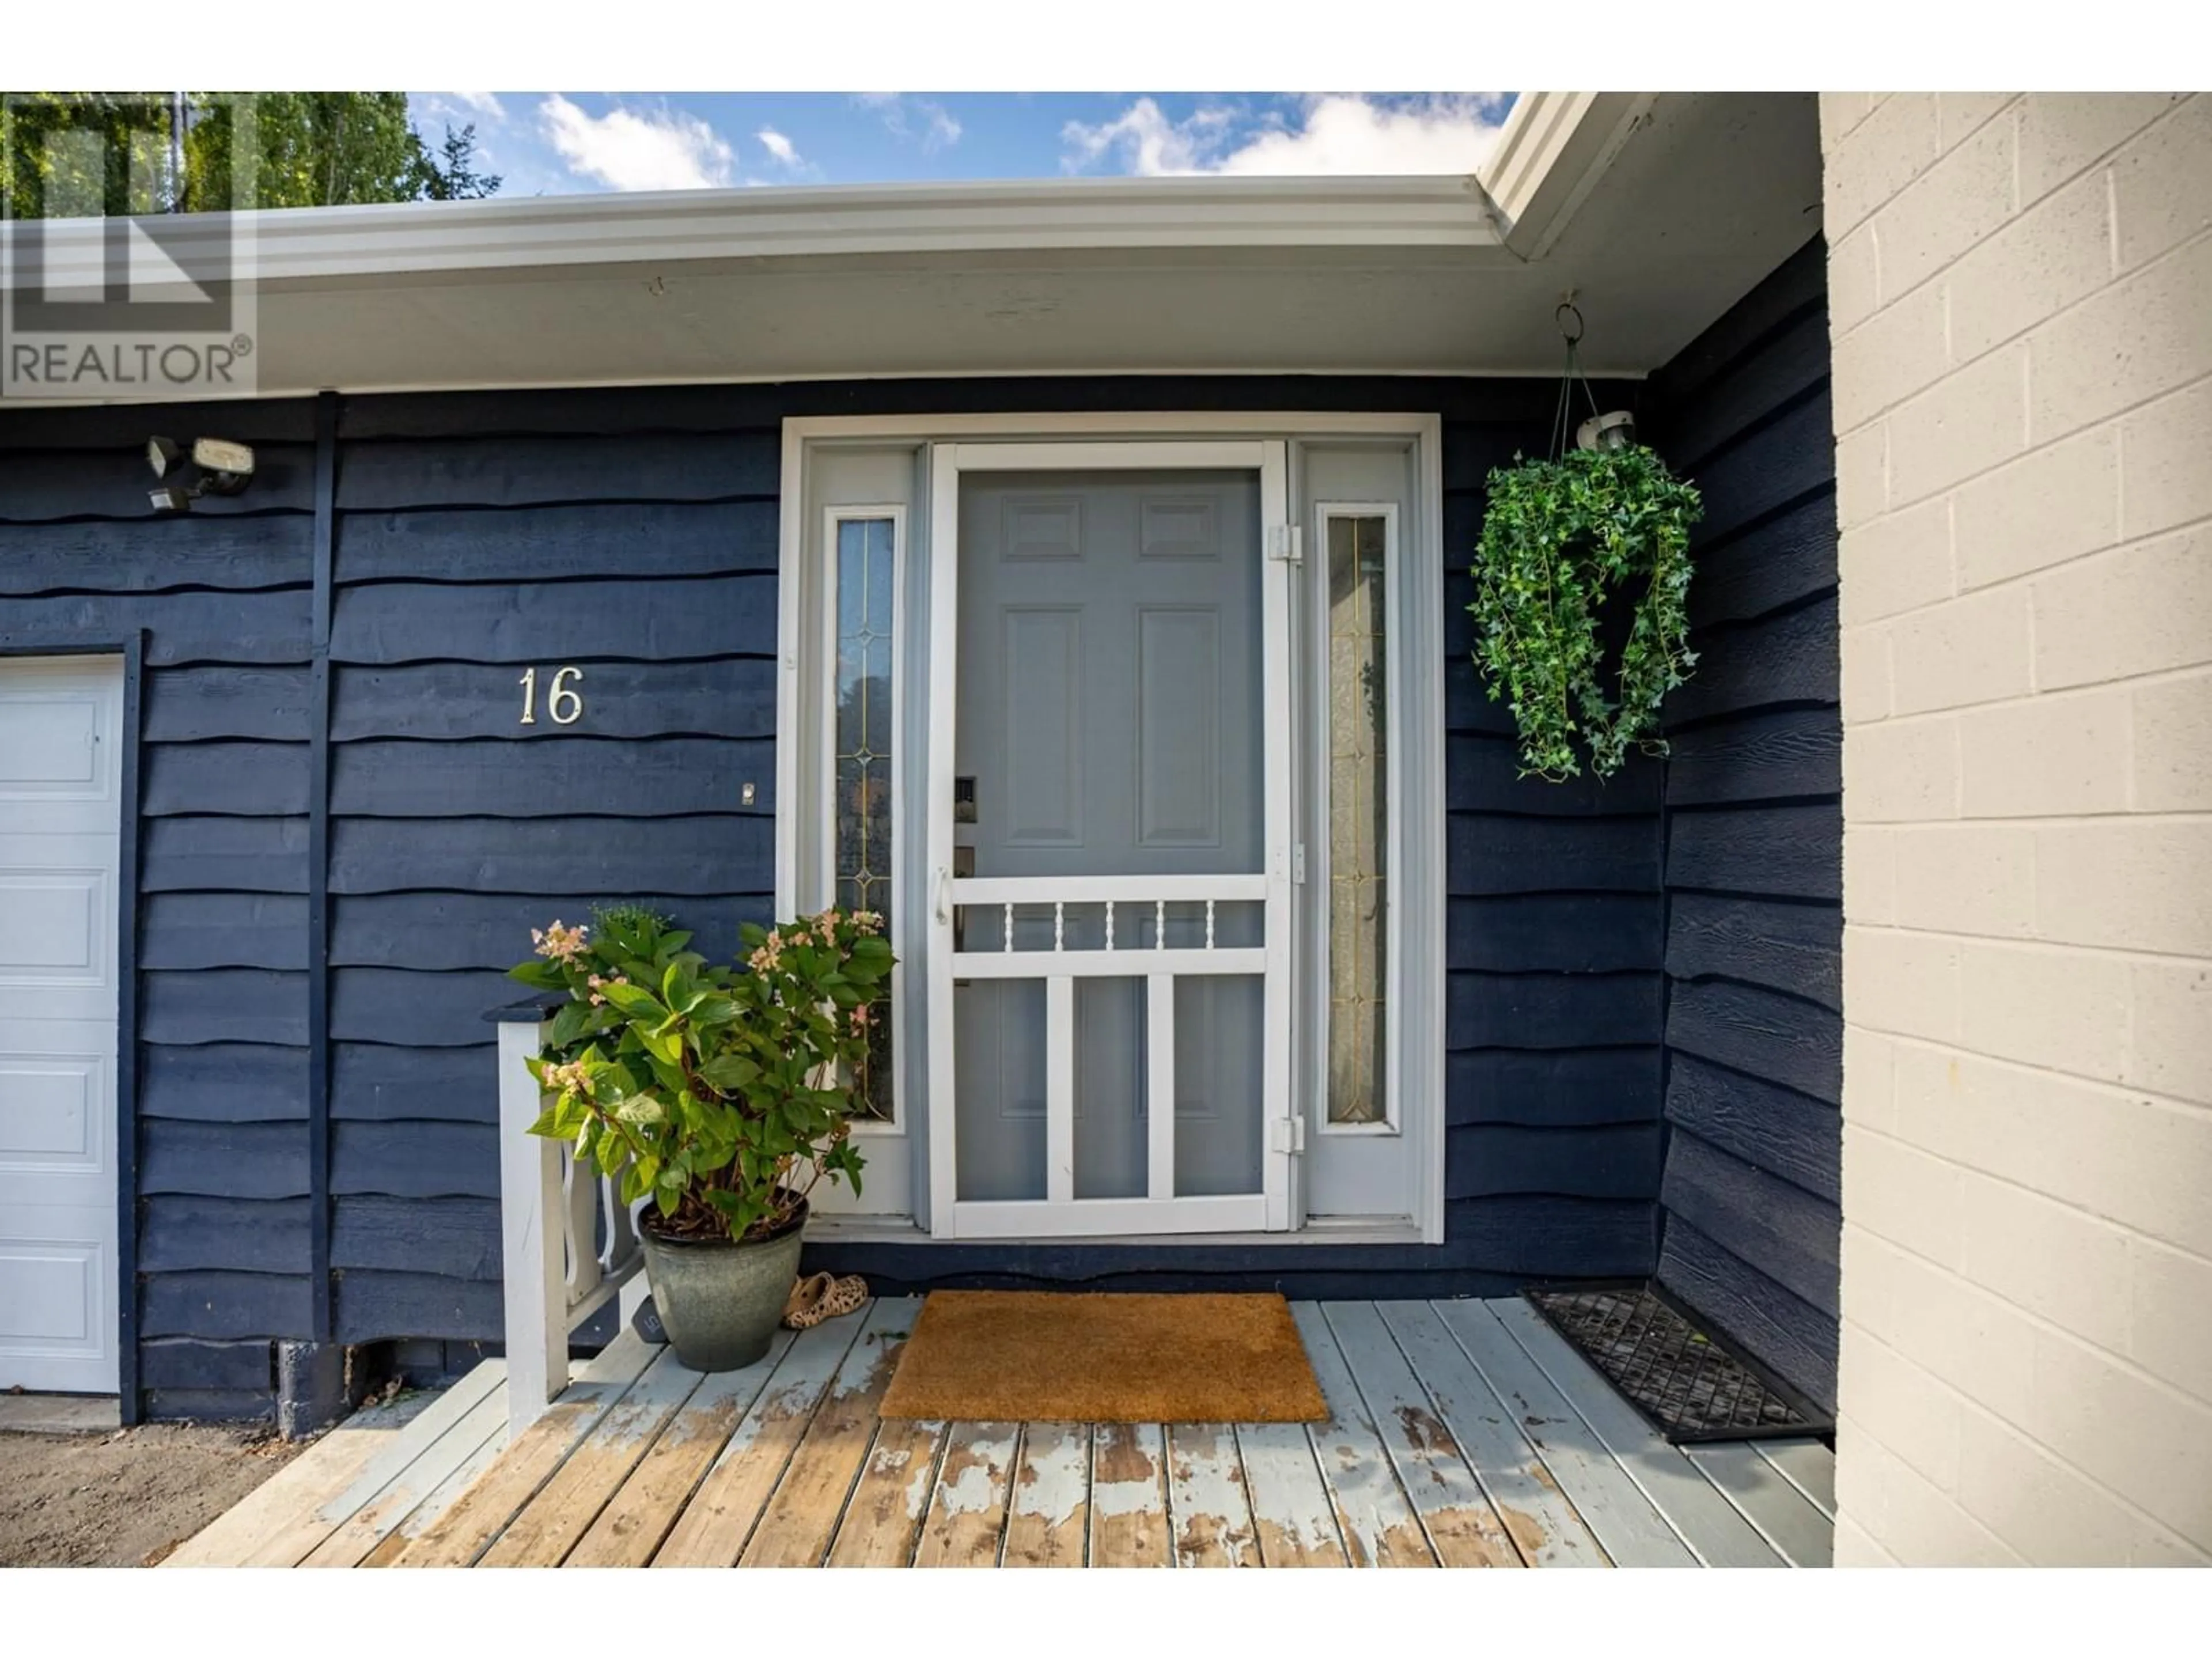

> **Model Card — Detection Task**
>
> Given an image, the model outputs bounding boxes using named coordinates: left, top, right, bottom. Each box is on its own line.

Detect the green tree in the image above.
left=1, top=92, right=501, bottom=217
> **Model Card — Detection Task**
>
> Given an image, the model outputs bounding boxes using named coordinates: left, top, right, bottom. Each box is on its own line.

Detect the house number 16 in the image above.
left=518, top=665, right=585, bottom=726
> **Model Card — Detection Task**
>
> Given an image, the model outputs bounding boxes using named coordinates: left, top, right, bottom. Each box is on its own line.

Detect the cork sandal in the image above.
left=782, top=1271, right=869, bottom=1330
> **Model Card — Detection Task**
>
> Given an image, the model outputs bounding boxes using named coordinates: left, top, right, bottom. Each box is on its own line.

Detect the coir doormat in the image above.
left=877, top=1291, right=1327, bottom=1423
left=1525, top=1281, right=1834, bottom=1444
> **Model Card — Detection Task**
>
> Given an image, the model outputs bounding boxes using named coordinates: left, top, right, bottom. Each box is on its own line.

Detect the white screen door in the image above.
left=924, top=441, right=1295, bottom=1238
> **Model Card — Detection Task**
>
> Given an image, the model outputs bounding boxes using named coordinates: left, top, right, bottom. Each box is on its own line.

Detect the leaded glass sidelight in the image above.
left=834, top=515, right=895, bottom=1119
left=1326, top=514, right=1389, bottom=1126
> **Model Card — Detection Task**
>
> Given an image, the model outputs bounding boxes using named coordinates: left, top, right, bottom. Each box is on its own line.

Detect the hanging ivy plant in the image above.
left=1469, top=441, right=1703, bottom=782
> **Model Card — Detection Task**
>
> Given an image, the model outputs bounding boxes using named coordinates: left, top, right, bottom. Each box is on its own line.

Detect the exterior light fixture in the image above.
left=1577, top=410, right=1638, bottom=453
left=191, top=437, right=256, bottom=493
left=144, top=435, right=258, bottom=512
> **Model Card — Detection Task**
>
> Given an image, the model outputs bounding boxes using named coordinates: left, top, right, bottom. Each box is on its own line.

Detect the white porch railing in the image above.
left=497, top=1016, right=647, bottom=1437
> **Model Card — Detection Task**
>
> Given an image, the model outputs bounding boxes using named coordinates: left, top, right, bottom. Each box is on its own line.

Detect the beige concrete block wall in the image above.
left=1823, top=92, right=2212, bottom=1566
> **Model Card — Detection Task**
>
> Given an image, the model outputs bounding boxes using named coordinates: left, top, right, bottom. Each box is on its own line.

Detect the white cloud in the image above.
left=450, top=92, right=506, bottom=119
left=1063, top=94, right=1512, bottom=177
left=756, top=127, right=801, bottom=168
left=539, top=93, right=737, bottom=192
left=855, top=92, right=962, bottom=153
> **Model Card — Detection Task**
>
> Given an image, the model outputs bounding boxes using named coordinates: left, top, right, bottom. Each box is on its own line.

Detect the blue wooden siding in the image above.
left=322, top=415, right=781, bottom=1358
left=1647, top=237, right=1844, bottom=1410
left=2, top=399, right=317, bottom=1419
left=1, top=358, right=1843, bottom=1414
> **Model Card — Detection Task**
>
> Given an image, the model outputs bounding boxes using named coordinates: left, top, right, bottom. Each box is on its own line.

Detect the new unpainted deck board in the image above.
left=565, top=1330, right=797, bottom=1568
left=160, top=1387, right=442, bottom=1567
left=739, top=1298, right=919, bottom=1568
left=1319, top=1302, right=1521, bottom=1568
left=300, top=1384, right=510, bottom=1567
left=1429, top=1298, right=1699, bottom=1568
left=914, top=1422, right=1020, bottom=1568
left=650, top=1315, right=865, bottom=1567
left=478, top=1347, right=705, bottom=1566
left=1290, top=1302, right=1437, bottom=1569
left=383, top=1330, right=657, bottom=1566
left=828, top=1416, right=949, bottom=1567
left=1236, top=1422, right=1349, bottom=1567
left=1369, top=1300, right=1600, bottom=1567
left=1089, top=1422, right=1172, bottom=1567
left=1164, top=1423, right=1260, bottom=1567
left=1001, top=1422, right=1090, bottom=1568
left=1685, top=1441, right=1834, bottom=1567
left=1755, top=1437, right=1838, bottom=1518
left=1482, top=1297, right=1783, bottom=1568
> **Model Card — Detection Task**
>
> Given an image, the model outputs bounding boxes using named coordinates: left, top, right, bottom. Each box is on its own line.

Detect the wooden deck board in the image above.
left=300, top=1385, right=510, bottom=1568
left=739, top=1298, right=919, bottom=1568
left=358, top=1410, right=519, bottom=1566
left=161, top=1387, right=444, bottom=1567
left=565, top=1330, right=797, bottom=1568
left=650, top=1314, right=866, bottom=1567
left=1373, top=1299, right=1611, bottom=1569
left=1320, top=1302, right=1522, bottom=1568
left=478, top=1347, right=704, bottom=1566
left=179, top=1297, right=1832, bottom=1571
left=1754, top=1437, right=1838, bottom=1519
left=1290, top=1302, right=1436, bottom=1568
left=914, top=1421, right=1020, bottom=1567
left=1482, top=1297, right=1783, bottom=1568
left=1089, top=1423, right=1172, bottom=1567
left=827, top=1415, right=949, bottom=1567
left=1001, top=1422, right=1090, bottom=1567
left=1164, top=1423, right=1260, bottom=1567
left=1685, top=1441, right=1835, bottom=1567
left=383, top=1331, right=657, bottom=1567
left=1429, top=1298, right=1700, bottom=1569
left=1236, top=1422, right=1349, bottom=1567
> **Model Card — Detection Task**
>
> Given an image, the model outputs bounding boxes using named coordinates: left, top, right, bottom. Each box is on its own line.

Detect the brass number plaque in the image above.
left=518, top=665, right=585, bottom=726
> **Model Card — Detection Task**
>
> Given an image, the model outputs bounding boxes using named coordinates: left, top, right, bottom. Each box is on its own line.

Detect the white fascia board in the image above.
left=1478, top=91, right=1657, bottom=260
left=0, top=173, right=1505, bottom=290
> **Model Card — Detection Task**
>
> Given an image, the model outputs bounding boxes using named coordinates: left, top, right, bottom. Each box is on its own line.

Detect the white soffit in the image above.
left=0, top=93, right=1824, bottom=402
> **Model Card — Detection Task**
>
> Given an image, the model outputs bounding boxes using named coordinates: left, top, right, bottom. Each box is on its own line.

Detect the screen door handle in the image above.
left=934, top=865, right=952, bottom=925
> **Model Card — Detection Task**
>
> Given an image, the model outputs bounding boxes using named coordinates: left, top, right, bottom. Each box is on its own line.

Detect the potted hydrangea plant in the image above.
left=508, top=904, right=892, bottom=1370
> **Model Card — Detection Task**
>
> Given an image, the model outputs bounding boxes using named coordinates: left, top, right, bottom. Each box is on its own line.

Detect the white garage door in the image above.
left=0, top=657, right=123, bottom=1395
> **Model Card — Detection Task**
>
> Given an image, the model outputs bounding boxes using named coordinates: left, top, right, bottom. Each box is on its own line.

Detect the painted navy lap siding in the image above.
left=1647, top=236, right=1844, bottom=1411
left=1, top=372, right=1753, bottom=1414
left=3, top=428, right=312, bottom=1419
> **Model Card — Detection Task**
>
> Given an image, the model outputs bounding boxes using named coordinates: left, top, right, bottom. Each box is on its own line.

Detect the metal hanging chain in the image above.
left=1548, top=301, right=1605, bottom=460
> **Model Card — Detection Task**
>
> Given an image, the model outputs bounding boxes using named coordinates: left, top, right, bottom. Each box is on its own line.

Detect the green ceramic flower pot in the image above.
left=639, top=1199, right=807, bottom=1372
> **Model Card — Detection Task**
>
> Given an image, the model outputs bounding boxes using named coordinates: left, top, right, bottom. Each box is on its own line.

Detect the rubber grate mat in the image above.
left=1524, top=1282, right=1834, bottom=1444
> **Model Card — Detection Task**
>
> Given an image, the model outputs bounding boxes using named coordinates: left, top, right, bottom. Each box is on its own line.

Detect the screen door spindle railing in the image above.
left=940, top=873, right=1271, bottom=1229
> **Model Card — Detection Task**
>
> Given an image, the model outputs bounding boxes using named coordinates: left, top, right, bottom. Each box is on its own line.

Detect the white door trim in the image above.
left=775, top=411, right=1446, bottom=1247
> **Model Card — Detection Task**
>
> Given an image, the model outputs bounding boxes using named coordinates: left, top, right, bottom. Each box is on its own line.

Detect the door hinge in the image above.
left=1268, top=525, right=1303, bottom=564
left=1268, top=1115, right=1308, bottom=1156
left=1292, top=843, right=1307, bottom=884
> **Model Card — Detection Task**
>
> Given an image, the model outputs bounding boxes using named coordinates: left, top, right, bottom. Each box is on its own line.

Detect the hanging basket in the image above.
left=1469, top=306, right=1704, bottom=782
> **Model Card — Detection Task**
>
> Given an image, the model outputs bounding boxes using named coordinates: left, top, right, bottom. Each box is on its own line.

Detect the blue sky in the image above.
left=407, top=93, right=1518, bottom=195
